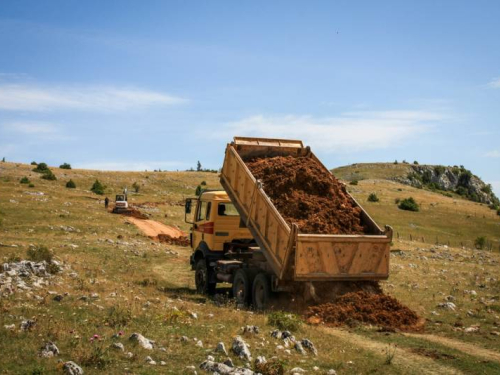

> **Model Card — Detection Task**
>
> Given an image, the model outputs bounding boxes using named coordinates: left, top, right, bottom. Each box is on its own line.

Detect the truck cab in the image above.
left=185, top=190, right=254, bottom=293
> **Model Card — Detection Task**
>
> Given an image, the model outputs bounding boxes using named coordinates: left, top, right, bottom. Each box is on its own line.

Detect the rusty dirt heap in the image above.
left=305, top=291, right=421, bottom=331
left=245, top=155, right=366, bottom=234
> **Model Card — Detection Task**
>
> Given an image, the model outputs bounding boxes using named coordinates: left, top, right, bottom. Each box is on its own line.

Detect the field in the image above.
left=1, top=161, right=499, bottom=374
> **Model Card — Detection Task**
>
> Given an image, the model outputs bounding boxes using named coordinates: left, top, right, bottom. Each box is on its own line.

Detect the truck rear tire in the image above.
left=252, top=273, right=271, bottom=310
left=232, top=269, right=254, bottom=307
left=195, top=259, right=216, bottom=295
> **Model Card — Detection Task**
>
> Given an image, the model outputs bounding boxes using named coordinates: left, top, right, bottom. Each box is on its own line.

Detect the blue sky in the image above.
left=0, top=1, right=499, bottom=193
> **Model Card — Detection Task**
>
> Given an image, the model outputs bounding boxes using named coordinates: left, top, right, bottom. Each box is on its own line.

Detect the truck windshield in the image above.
left=218, top=203, right=239, bottom=216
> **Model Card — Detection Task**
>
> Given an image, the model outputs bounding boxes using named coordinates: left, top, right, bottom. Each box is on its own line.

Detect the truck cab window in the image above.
left=218, top=203, right=239, bottom=216
left=196, top=201, right=208, bottom=222
left=206, top=202, right=211, bottom=220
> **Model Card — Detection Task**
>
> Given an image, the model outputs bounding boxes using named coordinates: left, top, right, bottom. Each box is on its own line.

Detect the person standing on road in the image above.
left=104, top=197, right=109, bottom=209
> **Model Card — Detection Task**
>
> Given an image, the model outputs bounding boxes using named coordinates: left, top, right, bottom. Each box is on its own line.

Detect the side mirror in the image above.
left=185, top=198, right=192, bottom=214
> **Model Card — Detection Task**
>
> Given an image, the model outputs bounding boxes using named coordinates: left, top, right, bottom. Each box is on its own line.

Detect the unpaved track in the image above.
left=126, top=217, right=186, bottom=238
left=405, top=333, right=500, bottom=363
left=319, top=327, right=463, bottom=375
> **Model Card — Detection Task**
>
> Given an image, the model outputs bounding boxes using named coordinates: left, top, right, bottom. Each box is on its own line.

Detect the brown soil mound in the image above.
left=305, top=291, right=422, bottom=331
left=245, top=156, right=366, bottom=234
left=121, top=208, right=149, bottom=220
left=157, top=234, right=190, bottom=247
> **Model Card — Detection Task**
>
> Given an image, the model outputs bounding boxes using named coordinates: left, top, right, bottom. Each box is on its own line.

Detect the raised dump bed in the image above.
left=220, top=137, right=392, bottom=283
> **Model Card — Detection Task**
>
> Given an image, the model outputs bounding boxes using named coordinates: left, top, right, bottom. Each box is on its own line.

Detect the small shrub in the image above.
left=255, top=358, right=285, bottom=375
left=474, top=236, right=487, bottom=250
left=481, top=184, right=492, bottom=194
left=20, top=176, right=30, bottom=184
left=434, top=165, right=446, bottom=176
left=32, top=162, right=49, bottom=173
left=422, top=170, right=432, bottom=184
left=394, top=160, right=398, bottom=164
left=59, top=162, right=71, bottom=169
left=26, top=246, right=55, bottom=265
left=31, top=161, right=37, bottom=165
left=28, top=183, right=35, bottom=188
left=413, top=160, right=419, bottom=165
left=398, top=197, right=419, bottom=212
left=349, top=180, right=358, bottom=185
left=268, top=311, right=302, bottom=332
left=195, top=185, right=205, bottom=196
left=66, top=179, right=76, bottom=188
left=1, top=157, right=4, bottom=162
left=41, top=170, right=57, bottom=180
left=201, top=180, right=207, bottom=186
left=368, top=193, right=379, bottom=202
left=497, top=209, right=500, bottom=216
left=132, top=181, right=140, bottom=193
left=455, top=186, right=468, bottom=196
left=91, top=179, right=105, bottom=195
left=105, top=306, right=132, bottom=328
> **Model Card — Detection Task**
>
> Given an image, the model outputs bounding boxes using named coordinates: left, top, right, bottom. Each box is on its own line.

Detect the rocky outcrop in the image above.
left=394, top=165, right=498, bottom=205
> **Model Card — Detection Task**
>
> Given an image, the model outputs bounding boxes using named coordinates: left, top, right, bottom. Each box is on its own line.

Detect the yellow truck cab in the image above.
left=185, top=190, right=254, bottom=294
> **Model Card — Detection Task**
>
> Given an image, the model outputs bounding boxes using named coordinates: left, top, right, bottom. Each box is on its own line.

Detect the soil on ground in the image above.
left=245, top=155, right=366, bottom=234
left=305, top=291, right=422, bottom=331
left=157, top=233, right=190, bottom=247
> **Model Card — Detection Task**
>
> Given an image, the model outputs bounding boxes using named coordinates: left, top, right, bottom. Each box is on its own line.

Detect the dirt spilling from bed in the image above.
left=245, top=155, right=367, bottom=234
left=305, top=291, right=423, bottom=331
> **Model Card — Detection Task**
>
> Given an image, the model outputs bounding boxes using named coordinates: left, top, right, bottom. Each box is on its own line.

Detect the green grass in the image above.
left=0, top=161, right=499, bottom=374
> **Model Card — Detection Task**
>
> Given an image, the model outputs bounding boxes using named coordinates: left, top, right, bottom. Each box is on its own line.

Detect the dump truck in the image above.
left=185, top=137, right=392, bottom=309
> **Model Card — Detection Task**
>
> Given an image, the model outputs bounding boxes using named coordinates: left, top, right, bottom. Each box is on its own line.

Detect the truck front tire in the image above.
left=195, top=259, right=216, bottom=295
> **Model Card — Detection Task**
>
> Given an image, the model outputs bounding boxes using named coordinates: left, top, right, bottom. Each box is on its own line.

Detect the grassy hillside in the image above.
left=1, top=161, right=499, bottom=374
left=333, top=163, right=500, bottom=250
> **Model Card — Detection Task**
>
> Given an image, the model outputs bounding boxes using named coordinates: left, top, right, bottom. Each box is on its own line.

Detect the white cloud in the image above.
left=0, top=84, right=187, bottom=112
left=484, top=150, right=500, bottom=158
left=487, top=78, right=500, bottom=88
left=216, top=110, right=445, bottom=153
left=2, top=121, right=57, bottom=134
left=76, top=161, right=188, bottom=171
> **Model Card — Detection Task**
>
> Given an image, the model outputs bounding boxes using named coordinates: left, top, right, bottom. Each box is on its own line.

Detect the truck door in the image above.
left=193, top=200, right=214, bottom=250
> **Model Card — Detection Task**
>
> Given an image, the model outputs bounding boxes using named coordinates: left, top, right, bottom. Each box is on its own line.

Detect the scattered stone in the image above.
left=300, top=339, right=318, bottom=355
left=232, top=336, right=252, bottom=361
left=196, top=340, right=203, bottom=348
left=63, top=361, right=83, bottom=375
left=242, top=325, right=259, bottom=335
left=224, top=358, right=234, bottom=367
left=111, top=342, right=125, bottom=351
left=40, top=341, right=59, bottom=358
left=129, top=333, right=154, bottom=350
left=20, top=319, right=36, bottom=331
left=437, top=302, right=456, bottom=311
left=255, top=356, right=266, bottom=366
left=290, top=367, right=306, bottom=373
left=199, top=360, right=254, bottom=374
left=53, top=294, right=64, bottom=302
left=464, top=325, right=480, bottom=333
left=125, top=352, right=134, bottom=358
left=181, top=336, right=189, bottom=342
left=4, top=324, right=15, bottom=330
left=215, top=342, right=228, bottom=355
left=160, top=361, right=167, bottom=366
left=145, top=356, right=156, bottom=365
left=295, top=341, right=306, bottom=355
left=189, top=311, right=198, bottom=319
left=327, top=370, right=337, bottom=375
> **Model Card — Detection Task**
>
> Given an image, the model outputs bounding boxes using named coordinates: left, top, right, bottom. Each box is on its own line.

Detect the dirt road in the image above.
left=126, top=217, right=186, bottom=238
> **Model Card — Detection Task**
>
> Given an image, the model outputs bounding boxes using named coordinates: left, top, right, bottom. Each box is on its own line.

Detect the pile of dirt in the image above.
left=120, top=208, right=149, bottom=220
left=245, top=156, right=366, bottom=234
left=305, top=291, right=422, bottom=331
left=157, top=233, right=190, bottom=247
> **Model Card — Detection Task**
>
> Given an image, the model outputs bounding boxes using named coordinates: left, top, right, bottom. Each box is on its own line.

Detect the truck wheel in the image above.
left=195, top=259, right=216, bottom=295
left=252, top=273, right=271, bottom=310
left=232, top=269, right=253, bottom=306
